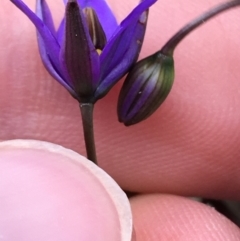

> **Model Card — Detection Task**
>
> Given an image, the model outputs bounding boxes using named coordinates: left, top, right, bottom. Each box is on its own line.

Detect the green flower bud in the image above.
left=118, top=52, right=174, bottom=126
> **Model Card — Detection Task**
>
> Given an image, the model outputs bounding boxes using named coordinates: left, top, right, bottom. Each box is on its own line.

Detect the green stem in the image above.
left=79, top=103, right=97, bottom=164
left=161, top=0, right=240, bottom=56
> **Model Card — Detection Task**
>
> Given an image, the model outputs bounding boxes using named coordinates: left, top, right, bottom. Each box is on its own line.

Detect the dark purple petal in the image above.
left=94, top=0, right=157, bottom=100
left=10, top=0, right=61, bottom=74
left=60, top=0, right=100, bottom=102
left=63, top=0, right=118, bottom=40
left=36, top=0, right=56, bottom=37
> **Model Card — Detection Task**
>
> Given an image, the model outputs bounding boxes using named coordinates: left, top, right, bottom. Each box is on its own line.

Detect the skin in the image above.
left=1, top=0, right=240, bottom=239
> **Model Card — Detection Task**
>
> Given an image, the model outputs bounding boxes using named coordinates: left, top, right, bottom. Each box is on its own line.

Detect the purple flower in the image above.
left=10, top=0, right=157, bottom=103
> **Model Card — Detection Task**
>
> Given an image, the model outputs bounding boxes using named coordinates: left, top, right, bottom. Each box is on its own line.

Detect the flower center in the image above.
left=82, top=7, right=107, bottom=54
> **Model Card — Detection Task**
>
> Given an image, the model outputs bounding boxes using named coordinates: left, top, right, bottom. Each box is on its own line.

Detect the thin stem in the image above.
left=79, top=103, right=97, bottom=164
left=161, top=0, right=240, bottom=55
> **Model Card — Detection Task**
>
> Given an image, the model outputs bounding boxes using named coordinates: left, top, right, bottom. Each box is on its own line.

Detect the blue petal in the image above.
left=36, top=0, right=56, bottom=37
left=37, top=33, right=77, bottom=96
left=56, top=19, right=65, bottom=45
left=95, top=0, right=157, bottom=100
left=63, top=0, right=118, bottom=40
left=10, top=0, right=61, bottom=75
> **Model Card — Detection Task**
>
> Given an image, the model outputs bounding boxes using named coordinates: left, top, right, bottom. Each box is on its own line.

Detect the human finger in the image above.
left=0, top=140, right=133, bottom=241
left=1, top=0, right=240, bottom=198
left=131, top=194, right=240, bottom=241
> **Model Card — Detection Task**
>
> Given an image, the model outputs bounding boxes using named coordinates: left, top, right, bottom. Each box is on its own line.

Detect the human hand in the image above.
left=1, top=0, right=240, bottom=240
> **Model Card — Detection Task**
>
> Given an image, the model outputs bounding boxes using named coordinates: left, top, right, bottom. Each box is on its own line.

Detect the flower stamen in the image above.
left=83, top=7, right=107, bottom=52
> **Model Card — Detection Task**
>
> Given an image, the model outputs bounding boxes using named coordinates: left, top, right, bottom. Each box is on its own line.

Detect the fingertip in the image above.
left=0, top=140, right=132, bottom=241
left=131, top=194, right=240, bottom=241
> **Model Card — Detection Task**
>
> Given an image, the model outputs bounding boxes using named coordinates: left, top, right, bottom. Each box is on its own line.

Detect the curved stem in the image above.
left=161, top=0, right=240, bottom=56
left=79, top=103, right=97, bottom=164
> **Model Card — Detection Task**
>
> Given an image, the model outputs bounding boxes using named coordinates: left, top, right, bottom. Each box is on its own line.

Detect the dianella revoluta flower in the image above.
left=10, top=0, right=157, bottom=103
left=118, top=52, right=174, bottom=126
left=9, top=0, right=158, bottom=164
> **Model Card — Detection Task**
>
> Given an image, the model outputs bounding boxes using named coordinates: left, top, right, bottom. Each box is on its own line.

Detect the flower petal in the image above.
left=57, top=19, right=65, bottom=45
left=37, top=33, right=77, bottom=97
left=60, top=0, right=100, bottom=103
left=63, top=0, right=118, bottom=39
left=10, top=0, right=61, bottom=73
left=36, top=0, right=56, bottom=37
left=94, top=0, right=157, bottom=100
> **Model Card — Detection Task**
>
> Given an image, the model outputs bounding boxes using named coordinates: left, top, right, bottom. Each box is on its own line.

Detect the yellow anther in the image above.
left=96, top=49, right=102, bottom=55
